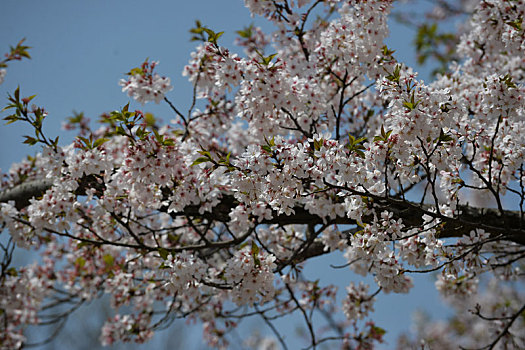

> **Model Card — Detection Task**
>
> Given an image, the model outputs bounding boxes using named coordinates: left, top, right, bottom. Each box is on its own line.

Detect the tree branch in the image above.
left=2, top=178, right=524, bottom=245
left=0, top=178, right=53, bottom=210
left=175, top=194, right=525, bottom=245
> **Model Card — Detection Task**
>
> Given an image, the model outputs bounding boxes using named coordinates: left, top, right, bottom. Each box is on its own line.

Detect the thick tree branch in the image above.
left=0, top=178, right=53, bottom=210
left=2, top=178, right=524, bottom=245
left=176, top=194, right=525, bottom=245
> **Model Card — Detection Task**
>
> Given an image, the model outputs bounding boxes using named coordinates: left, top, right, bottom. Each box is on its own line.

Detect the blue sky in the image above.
left=0, top=1, right=447, bottom=348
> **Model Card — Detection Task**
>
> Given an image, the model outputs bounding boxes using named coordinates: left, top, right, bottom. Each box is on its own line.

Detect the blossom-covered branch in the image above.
left=1, top=0, right=524, bottom=349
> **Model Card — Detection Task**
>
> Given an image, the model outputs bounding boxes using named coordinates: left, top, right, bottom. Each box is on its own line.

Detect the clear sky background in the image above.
left=0, top=1, right=449, bottom=349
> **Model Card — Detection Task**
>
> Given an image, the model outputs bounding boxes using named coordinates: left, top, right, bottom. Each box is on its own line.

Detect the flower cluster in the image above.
left=100, top=313, right=153, bottom=346
left=401, top=279, right=525, bottom=349
left=0, top=260, right=55, bottom=347
left=224, top=244, right=276, bottom=306
left=342, top=282, right=375, bottom=321
left=1, top=0, right=525, bottom=349
left=165, top=251, right=207, bottom=293
left=344, top=211, right=416, bottom=294
left=119, top=60, right=172, bottom=104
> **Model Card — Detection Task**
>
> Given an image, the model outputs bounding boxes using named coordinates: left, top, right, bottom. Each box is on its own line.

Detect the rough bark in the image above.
left=178, top=194, right=525, bottom=245
left=1, top=178, right=524, bottom=245
left=0, top=179, right=54, bottom=210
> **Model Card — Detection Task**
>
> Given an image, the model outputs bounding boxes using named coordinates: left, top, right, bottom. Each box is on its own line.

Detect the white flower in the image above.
left=119, top=61, right=172, bottom=104
left=0, top=68, right=6, bottom=85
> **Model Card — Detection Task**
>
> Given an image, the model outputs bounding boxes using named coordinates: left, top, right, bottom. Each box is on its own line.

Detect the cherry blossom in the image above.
left=119, top=60, right=173, bottom=105
left=1, top=0, right=525, bottom=349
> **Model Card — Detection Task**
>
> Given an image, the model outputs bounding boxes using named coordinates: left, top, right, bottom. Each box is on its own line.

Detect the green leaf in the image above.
left=93, top=138, right=109, bottom=148
left=3, top=115, right=20, bottom=124
left=347, top=134, right=367, bottom=157
left=402, top=101, right=415, bottom=110
left=191, top=157, right=211, bottom=166
left=115, top=125, right=126, bottom=136
left=136, top=127, right=150, bottom=140
left=197, top=150, right=210, bottom=156
left=314, top=138, right=323, bottom=151
left=354, top=150, right=365, bottom=158
left=251, top=241, right=259, bottom=256
left=438, top=128, right=454, bottom=143
left=386, top=65, right=401, bottom=83
left=251, top=241, right=261, bottom=267
left=77, top=136, right=92, bottom=149
left=371, top=325, right=386, bottom=336
left=374, top=125, right=392, bottom=143
left=256, top=50, right=278, bottom=66
left=506, top=19, right=522, bottom=31
left=162, top=138, right=175, bottom=146
left=77, top=241, right=92, bottom=249
left=158, top=248, right=169, bottom=260
left=203, top=28, right=215, bottom=38
left=213, top=31, right=224, bottom=43
left=159, top=262, right=170, bottom=269
left=261, top=145, right=272, bottom=153
left=23, top=94, right=37, bottom=104
left=266, top=136, right=275, bottom=147
left=236, top=24, right=254, bottom=38
left=202, top=28, right=224, bottom=44
left=144, top=112, right=156, bottom=126
left=22, top=135, right=38, bottom=145
left=500, top=73, right=517, bottom=89
left=103, top=254, right=114, bottom=267
left=190, top=27, right=204, bottom=34
left=452, top=178, right=464, bottom=186
left=6, top=267, right=18, bottom=277
left=381, top=45, right=395, bottom=56
left=167, top=233, right=181, bottom=244
left=75, top=257, right=86, bottom=268
left=189, top=20, right=208, bottom=42
left=67, top=111, right=85, bottom=124
left=127, top=67, right=144, bottom=76
left=262, top=53, right=277, bottom=66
